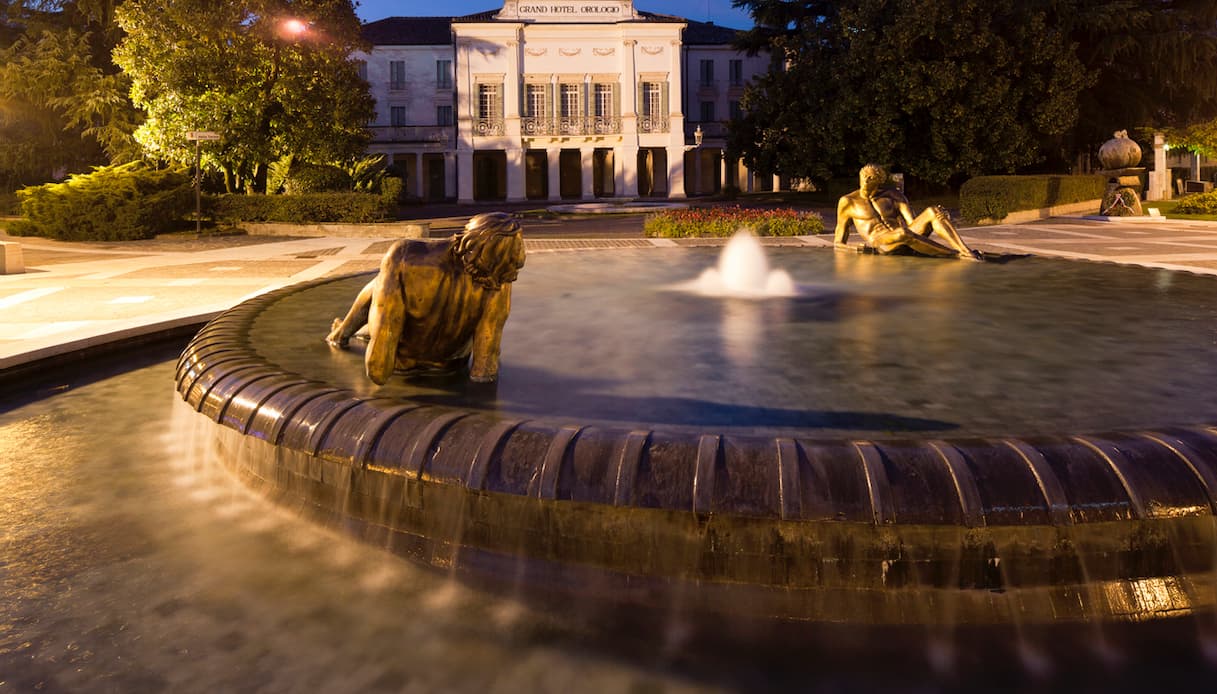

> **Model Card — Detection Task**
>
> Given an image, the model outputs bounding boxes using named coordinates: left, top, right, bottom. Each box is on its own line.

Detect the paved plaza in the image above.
left=3, top=213, right=1217, bottom=372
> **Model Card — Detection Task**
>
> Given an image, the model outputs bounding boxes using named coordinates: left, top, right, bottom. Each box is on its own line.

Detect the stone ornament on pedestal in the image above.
left=1098, top=130, right=1145, bottom=217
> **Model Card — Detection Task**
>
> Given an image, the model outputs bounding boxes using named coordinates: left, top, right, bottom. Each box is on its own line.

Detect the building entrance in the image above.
left=559, top=150, right=582, bottom=199
left=524, top=150, right=548, bottom=200
left=472, top=150, right=506, bottom=200
left=593, top=149, right=614, bottom=197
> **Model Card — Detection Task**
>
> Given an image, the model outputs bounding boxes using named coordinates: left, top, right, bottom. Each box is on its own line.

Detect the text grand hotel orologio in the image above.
left=519, top=4, right=621, bottom=13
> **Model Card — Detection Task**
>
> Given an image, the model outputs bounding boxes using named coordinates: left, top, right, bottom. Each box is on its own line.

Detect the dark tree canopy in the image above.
left=1069, top=0, right=1217, bottom=150
left=729, top=0, right=1217, bottom=185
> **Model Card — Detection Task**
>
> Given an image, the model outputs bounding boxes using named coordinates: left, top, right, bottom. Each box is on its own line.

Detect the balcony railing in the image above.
left=638, top=114, right=670, bottom=134
left=368, top=125, right=452, bottom=144
left=520, top=115, right=623, bottom=136
left=474, top=117, right=505, bottom=136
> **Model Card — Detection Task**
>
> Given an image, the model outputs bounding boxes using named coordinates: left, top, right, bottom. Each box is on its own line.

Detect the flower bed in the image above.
left=643, top=206, right=825, bottom=238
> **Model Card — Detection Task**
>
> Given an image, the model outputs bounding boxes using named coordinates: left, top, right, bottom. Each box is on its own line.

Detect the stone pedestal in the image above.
left=0, top=240, right=24, bottom=274
left=1147, top=132, right=1171, bottom=201
left=1099, top=167, right=1145, bottom=217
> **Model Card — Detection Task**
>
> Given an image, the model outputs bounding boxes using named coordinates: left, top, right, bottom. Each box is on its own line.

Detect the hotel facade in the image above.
left=356, top=1, right=777, bottom=203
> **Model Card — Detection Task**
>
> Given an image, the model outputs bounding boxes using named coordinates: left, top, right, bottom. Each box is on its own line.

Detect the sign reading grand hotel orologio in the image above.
left=503, top=0, right=637, bottom=22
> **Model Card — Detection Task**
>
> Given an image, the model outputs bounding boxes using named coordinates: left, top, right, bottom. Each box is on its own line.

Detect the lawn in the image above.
left=1145, top=199, right=1217, bottom=222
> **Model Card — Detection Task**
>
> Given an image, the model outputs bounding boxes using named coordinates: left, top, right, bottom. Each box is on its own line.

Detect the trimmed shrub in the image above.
left=1173, top=190, right=1217, bottom=215
left=644, top=206, right=824, bottom=238
left=210, top=192, right=394, bottom=224
left=284, top=162, right=353, bottom=194
left=379, top=176, right=404, bottom=204
left=959, top=174, right=1106, bottom=223
left=9, top=163, right=192, bottom=241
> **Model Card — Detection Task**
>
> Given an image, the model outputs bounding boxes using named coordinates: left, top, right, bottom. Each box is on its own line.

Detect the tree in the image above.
left=113, top=0, right=374, bottom=193
left=1162, top=118, right=1217, bottom=159
left=728, top=0, right=1090, bottom=186
left=1069, top=0, right=1217, bottom=153
left=0, top=1, right=138, bottom=192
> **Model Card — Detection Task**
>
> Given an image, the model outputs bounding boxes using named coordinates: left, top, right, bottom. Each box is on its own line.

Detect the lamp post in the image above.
left=186, top=130, right=220, bottom=234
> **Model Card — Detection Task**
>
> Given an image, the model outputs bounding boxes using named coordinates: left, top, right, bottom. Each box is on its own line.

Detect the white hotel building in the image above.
left=356, top=1, right=777, bottom=203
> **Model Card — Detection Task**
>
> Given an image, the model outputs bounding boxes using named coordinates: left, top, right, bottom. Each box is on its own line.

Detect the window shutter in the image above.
left=612, top=83, right=620, bottom=117
left=637, top=82, right=644, bottom=116
left=661, top=82, right=669, bottom=117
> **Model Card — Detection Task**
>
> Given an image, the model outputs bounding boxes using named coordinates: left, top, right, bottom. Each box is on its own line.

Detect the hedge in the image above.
left=959, top=174, right=1106, bottom=223
left=644, top=206, right=825, bottom=238
left=7, top=163, right=193, bottom=241
left=210, top=191, right=395, bottom=224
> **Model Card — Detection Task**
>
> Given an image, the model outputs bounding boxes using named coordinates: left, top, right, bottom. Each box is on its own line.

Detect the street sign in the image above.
left=186, top=131, right=221, bottom=141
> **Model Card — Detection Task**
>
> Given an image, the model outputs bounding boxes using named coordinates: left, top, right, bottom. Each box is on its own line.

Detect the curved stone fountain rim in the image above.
left=175, top=264, right=1217, bottom=624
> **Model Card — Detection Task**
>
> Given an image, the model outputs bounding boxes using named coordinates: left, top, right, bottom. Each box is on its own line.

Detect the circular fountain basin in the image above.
left=177, top=247, right=1217, bottom=626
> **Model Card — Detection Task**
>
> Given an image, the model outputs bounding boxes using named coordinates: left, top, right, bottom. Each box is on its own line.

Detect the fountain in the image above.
left=684, top=230, right=797, bottom=297
left=176, top=230, right=1217, bottom=628
left=174, top=225, right=1217, bottom=658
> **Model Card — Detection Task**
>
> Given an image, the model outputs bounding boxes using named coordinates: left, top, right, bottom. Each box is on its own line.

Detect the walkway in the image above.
left=3, top=214, right=1217, bottom=373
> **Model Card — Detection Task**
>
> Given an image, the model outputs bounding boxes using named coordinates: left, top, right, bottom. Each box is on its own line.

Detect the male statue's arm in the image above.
left=469, top=284, right=513, bottom=383
left=834, top=196, right=853, bottom=248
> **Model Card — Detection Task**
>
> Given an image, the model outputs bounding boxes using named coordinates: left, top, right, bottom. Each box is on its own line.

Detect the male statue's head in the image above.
left=859, top=163, right=887, bottom=196
left=452, top=212, right=527, bottom=290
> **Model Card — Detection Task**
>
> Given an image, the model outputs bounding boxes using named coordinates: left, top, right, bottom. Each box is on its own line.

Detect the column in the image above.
left=444, top=152, right=457, bottom=200
left=772, top=173, right=781, bottom=193
left=720, top=153, right=728, bottom=192
left=507, top=148, right=526, bottom=202
left=581, top=147, right=595, bottom=200
left=414, top=153, right=425, bottom=198
left=457, top=150, right=474, bottom=203
left=547, top=147, right=561, bottom=201
left=1149, top=132, right=1169, bottom=201
left=667, top=146, right=686, bottom=199
left=666, top=38, right=686, bottom=197
left=691, top=150, right=702, bottom=196
left=621, top=41, right=638, bottom=131
left=618, top=146, right=638, bottom=198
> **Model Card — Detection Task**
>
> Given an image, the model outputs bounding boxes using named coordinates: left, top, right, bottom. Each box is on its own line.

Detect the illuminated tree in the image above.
left=113, top=0, right=374, bottom=192
left=0, top=1, right=137, bottom=192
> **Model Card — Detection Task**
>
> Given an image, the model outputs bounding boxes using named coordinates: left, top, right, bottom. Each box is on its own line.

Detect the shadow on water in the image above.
left=405, top=364, right=959, bottom=432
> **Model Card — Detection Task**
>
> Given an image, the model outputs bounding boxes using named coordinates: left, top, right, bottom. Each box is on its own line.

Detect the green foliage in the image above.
left=0, top=12, right=139, bottom=192
left=210, top=192, right=394, bottom=224
left=959, top=174, right=1106, bottom=222
left=379, top=176, right=403, bottom=204
left=643, top=206, right=824, bottom=238
left=113, top=0, right=375, bottom=192
left=730, top=0, right=1090, bottom=186
left=343, top=154, right=388, bottom=192
left=283, top=161, right=353, bottom=194
left=10, top=162, right=192, bottom=240
left=266, top=154, right=294, bottom=195
left=1069, top=1, right=1217, bottom=149
left=1161, top=119, right=1217, bottom=159
left=1173, top=191, right=1217, bottom=215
